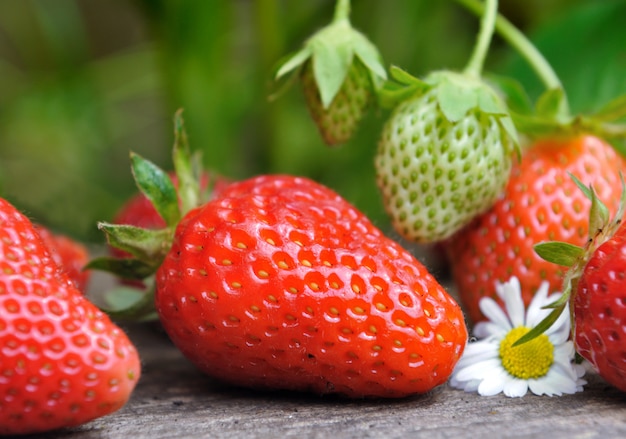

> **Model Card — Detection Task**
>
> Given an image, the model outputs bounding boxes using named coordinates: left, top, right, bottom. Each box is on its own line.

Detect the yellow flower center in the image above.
left=499, top=326, right=554, bottom=379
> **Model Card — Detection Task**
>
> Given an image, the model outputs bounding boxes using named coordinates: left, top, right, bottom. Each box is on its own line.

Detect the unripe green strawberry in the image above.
left=274, top=0, right=386, bottom=146
left=376, top=69, right=518, bottom=243
left=300, top=57, right=374, bottom=145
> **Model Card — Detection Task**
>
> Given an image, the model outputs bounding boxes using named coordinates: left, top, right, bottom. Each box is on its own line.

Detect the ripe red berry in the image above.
left=0, top=198, right=141, bottom=435
left=155, top=175, right=468, bottom=398
left=446, top=135, right=626, bottom=323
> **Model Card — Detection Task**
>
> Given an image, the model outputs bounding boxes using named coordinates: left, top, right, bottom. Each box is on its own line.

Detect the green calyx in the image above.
left=87, top=109, right=203, bottom=321
left=381, top=66, right=520, bottom=154
left=273, top=0, right=386, bottom=109
left=514, top=173, right=626, bottom=346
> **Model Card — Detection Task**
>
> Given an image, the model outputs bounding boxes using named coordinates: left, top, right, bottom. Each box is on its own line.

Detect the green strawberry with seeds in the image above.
left=273, top=0, right=386, bottom=146
left=376, top=70, right=518, bottom=243
left=375, top=0, right=518, bottom=243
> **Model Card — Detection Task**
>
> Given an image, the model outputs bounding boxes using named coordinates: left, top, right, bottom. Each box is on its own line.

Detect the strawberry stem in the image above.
left=454, top=0, right=570, bottom=116
left=463, top=0, right=497, bottom=79
left=333, top=0, right=351, bottom=23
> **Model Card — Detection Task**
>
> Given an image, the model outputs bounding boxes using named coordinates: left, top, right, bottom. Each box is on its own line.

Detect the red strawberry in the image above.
left=155, top=175, right=467, bottom=398
left=445, top=135, right=626, bottom=324
left=36, top=225, right=91, bottom=291
left=522, top=177, right=626, bottom=392
left=0, top=198, right=141, bottom=435
left=571, top=221, right=626, bottom=391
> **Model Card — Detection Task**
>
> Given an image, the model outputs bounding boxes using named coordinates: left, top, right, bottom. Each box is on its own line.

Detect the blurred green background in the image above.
left=0, top=0, right=625, bottom=244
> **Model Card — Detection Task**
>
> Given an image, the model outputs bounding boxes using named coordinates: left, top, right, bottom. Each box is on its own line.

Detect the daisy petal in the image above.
left=477, top=368, right=510, bottom=396
left=454, top=358, right=502, bottom=382
left=498, top=278, right=525, bottom=327
left=503, top=378, right=529, bottom=398
left=479, top=297, right=511, bottom=330
left=474, top=322, right=507, bottom=339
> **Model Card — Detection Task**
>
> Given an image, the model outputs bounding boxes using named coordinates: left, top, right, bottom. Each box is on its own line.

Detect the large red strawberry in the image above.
left=36, top=225, right=91, bottom=291
left=0, top=198, right=141, bottom=435
left=95, top=113, right=467, bottom=397
left=154, top=175, right=467, bottom=397
left=445, top=135, right=626, bottom=324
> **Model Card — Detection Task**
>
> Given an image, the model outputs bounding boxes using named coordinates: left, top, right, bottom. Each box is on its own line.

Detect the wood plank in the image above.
left=37, top=322, right=626, bottom=439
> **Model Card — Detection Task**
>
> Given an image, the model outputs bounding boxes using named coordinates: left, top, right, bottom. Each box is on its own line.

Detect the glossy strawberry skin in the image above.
left=36, top=226, right=91, bottom=291
left=446, top=135, right=626, bottom=324
left=156, top=175, right=467, bottom=398
left=573, top=223, right=626, bottom=392
left=0, top=198, right=141, bottom=435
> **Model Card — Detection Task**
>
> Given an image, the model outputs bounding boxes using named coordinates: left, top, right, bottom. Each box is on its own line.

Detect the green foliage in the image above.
left=0, top=0, right=623, bottom=244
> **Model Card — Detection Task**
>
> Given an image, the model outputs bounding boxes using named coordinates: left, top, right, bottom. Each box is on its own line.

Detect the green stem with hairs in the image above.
left=333, top=0, right=351, bottom=23
left=453, top=0, right=565, bottom=96
left=463, top=0, right=498, bottom=79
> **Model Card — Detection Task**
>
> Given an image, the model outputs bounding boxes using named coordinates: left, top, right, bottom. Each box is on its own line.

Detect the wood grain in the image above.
left=31, top=321, right=625, bottom=439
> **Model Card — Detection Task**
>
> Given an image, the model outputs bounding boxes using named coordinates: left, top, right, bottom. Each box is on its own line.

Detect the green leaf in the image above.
left=172, top=109, right=200, bottom=216
left=534, top=241, right=583, bottom=267
left=535, top=87, right=569, bottom=122
left=85, top=256, right=156, bottom=280
left=476, top=86, right=506, bottom=115
left=388, top=65, right=425, bottom=87
left=509, top=110, right=565, bottom=137
left=498, top=115, right=520, bottom=154
left=351, top=31, right=387, bottom=81
left=570, top=172, right=611, bottom=235
left=569, top=172, right=593, bottom=199
left=437, top=76, right=477, bottom=123
left=102, top=286, right=145, bottom=310
left=593, top=93, right=626, bottom=122
left=589, top=187, right=610, bottom=236
left=311, top=37, right=352, bottom=108
left=98, top=222, right=173, bottom=263
left=378, top=81, right=421, bottom=110
left=486, top=73, right=533, bottom=116
left=512, top=302, right=567, bottom=347
left=101, top=285, right=158, bottom=322
left=274, top=47, right=312, bottom=79
left=131, top=152, right=181, bottom=227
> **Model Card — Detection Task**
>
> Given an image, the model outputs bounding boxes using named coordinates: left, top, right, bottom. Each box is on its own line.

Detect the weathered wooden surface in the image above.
left=27, top=319, right=626, bottom=439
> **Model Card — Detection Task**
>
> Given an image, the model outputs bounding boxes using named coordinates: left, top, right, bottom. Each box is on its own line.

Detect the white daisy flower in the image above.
left=450, top=277, right=586, bottom=397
